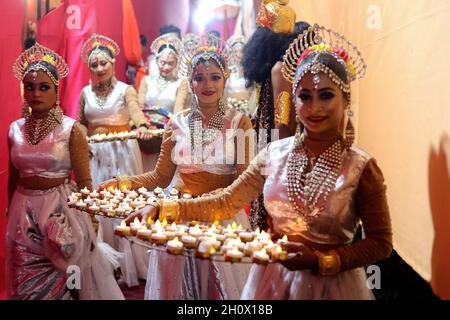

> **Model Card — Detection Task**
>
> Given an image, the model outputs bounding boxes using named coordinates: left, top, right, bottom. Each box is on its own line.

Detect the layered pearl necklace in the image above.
left=188, top=98, right=228, bottom=157
left=286, top=133, right=344, bottom=224
left=24, top=106, right=63, bottom=145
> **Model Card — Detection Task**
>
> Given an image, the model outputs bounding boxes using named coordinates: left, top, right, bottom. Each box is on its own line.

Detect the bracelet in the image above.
left=313, top=250, right=341, bottom=276
left=114, top=175, right=132, bottom=191
left=274, top=91, right=292, bottom=126
left=159, top=198, right=179, bottom=223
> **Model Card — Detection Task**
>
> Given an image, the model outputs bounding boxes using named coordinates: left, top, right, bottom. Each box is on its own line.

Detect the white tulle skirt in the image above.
left=89, top=139, right=147, bottom=287
left=241, top=263, right=374, bottom=300
left=89, top=139, right=144, bottom=188
left=6, top=183, right=124, bottom=300
left=144, top=211, right=252, bottom=300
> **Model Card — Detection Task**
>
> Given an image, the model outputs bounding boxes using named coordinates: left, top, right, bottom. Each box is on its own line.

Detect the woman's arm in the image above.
left=235, top=114, right=255, bottom=176
left=175, top=147, right=268, bottom=222
left=173, top=79, right=191, bottom=114
left=137, top=76, right=148, bottom=109
left=119, top=122, right=178, bottom=190
left=124, top=86, right=150, bottom=128
left=335, top=158, right=393, bottom=271
left=77, top=91, right=89, bottom=135
left=8, top=142, right=19, bottom=207
left=69, top=122, right=92, bottom=190
left=271, top=61, right=295, bottom=139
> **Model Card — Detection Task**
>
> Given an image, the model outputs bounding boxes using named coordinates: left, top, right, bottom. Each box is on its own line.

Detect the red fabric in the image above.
left=132, top=0, right=190, bottom=62
left=37, top=0, right=129, bottom=119
left=135, top=66, right=146, bottom=90
left=122, top=0, right=141, bottom=65
left=0, top=0, right=24, bottom=300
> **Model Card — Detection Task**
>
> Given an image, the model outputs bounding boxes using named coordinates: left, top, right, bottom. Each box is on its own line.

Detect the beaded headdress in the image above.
left=13, top=42, right=69, bottom=85
left=256, top=0, right=296, bottom=34
left=224, top=36, right=246, bottom=71
left=178, top=34, right=229, bottom=80
left=81, top=34, right=120, bottom=64
left=282, top=24, right=367, bottom=95
left=150, top=33, right=182, bottom=58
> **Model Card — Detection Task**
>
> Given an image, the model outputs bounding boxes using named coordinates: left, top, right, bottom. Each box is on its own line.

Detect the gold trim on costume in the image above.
left=274, top=91, right=291, bottom=126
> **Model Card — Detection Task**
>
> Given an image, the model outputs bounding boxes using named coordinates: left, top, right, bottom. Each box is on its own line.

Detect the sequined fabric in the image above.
left=171, top=108, right=244, bottom=175
left=9, top=116, right=75, bottom=179
left=250, top=79, right=274, bottom=231
left=263, top=137, right=371, bottom=245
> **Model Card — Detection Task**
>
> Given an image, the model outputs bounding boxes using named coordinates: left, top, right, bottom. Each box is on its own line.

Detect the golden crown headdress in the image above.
left=81, top=34, right=120, bottom=63
left=256, top=0, right=296, bottom=34
left=282, top=24, right=367, bottom=94
left=150, top=33, right=182, bottom=57
left=178, top=33, right=229, bottom=79
left=13, top=42, right=69, bottom=85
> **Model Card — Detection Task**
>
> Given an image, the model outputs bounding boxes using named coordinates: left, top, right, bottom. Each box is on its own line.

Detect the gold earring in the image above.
left=344, top=108, right=355, bottom=149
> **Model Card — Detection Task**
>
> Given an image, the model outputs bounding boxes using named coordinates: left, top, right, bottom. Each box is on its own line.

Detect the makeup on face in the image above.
left=23, top=70, right=57, bottom=113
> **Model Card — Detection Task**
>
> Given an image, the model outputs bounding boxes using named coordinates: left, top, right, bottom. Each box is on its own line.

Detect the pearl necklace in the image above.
left=188, top=98, right=228, bottom=158
left=93, top=78, right=116, bottom=107
left=24, top=106, right=63, bottom=145
left=157, top=75, right=172, bottom=93
left=285, top=134, right=344, bottom=225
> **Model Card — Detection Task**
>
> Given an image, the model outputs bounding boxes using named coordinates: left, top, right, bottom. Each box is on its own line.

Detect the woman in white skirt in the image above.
left=7, top=43, right=123, bottom=300
left=101, top=39, right=255, bottom=299
left=131, top=24, right=393, bottom=300
left=78, top=34, right=152, bottom=288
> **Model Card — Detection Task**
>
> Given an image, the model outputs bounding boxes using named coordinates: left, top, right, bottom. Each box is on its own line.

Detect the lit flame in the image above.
left=231, top=221, right=237, bottom=229
left=162, top=218, right=168, bottom=227
left=282, top=235, right=288, bottom=242
left=147, top=216, right=153, bottom=224
left=120, top=221, right=126, bottom=227
left=210, top=248, right=216, bottom=255
left=133, top=217, right=140, bottom=225
left=255, top=227, right=261, bottom=234
left=275, top=245, right=283, bottom=253
left=213, top=220, right=219, bottom=226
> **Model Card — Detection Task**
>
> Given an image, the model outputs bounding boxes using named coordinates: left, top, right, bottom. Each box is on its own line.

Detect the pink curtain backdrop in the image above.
left=37, top=0, right=192, bottom=119
left=0, top=0, right=25, bottom=300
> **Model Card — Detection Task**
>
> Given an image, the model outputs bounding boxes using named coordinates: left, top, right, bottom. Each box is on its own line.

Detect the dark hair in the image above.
left=159, top=25, right=181, bottom=38
left=25, top=61, right=59, bottom=81
left=294, top=21, right=310, bottom=34
left=88, top=45, right=114, bottom=61
left=242, top=22, right=311, bottom=85
left=207, top=30, right=221, bottom=38
left=157, top=43, right=178, bottom=55
left=140, top=34, right=148, bottom=47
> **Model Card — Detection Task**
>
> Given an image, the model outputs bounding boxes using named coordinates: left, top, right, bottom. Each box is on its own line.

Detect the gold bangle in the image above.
left=115, top=175, right=132, bottom=191
left=274, top=91, right=292, bottom=126
left=159, top=198, right=179, bottom=223
left=314, top=250, right=341, bottom=276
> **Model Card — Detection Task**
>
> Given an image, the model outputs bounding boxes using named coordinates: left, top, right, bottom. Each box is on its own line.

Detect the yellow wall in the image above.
left=290, top=0, right=450, bottom=298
